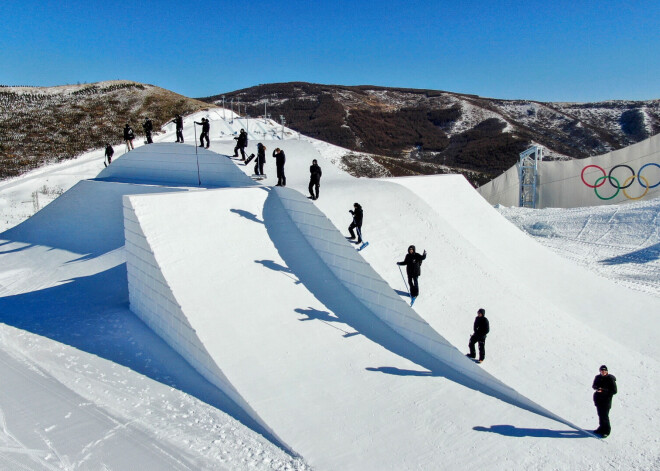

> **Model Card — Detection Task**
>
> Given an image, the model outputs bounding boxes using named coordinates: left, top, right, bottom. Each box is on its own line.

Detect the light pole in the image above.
left=280, top=115, right=286, bottom=140
left=222, top=95, right=225, bottom=120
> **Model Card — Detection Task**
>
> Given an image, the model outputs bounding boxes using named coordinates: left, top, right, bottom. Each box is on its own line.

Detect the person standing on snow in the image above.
left=255, top=143, right=266, bottom=176
left=466, top=308, right=489, bottom=363
left=397, top=245, right=426, bottom=302
left=104, top=143, right=114, bottom=167
left=234, top=128, right=248, bottom=160
left=592, top=365, right=617, bottom=438
left=142, top=117, right=153, bottom=144
left=194, top=118, right=210, bottom=148
left=173, top=114, right=184, bottom=143
left=308, top=159, right=322, bottom=200
left=123, top=123, right=135, bottom=151
left=273, top=147, right=286, bottom=186
left=347, top=203, right=363, bottom=243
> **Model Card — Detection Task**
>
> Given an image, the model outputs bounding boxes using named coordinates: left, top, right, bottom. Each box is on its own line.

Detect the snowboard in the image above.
left=251, top=174, right=267, bottom=180
left=245, top=153, right=256, bottom=164
left=357, top=242, right=369, bottom=251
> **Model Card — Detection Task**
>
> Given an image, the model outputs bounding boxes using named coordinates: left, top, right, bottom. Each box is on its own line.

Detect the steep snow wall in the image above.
left=98, top=142, right=257, bottom=188
left=122, top=191, right=287, bottom=452
left=478, top=132, right=660, bottom=208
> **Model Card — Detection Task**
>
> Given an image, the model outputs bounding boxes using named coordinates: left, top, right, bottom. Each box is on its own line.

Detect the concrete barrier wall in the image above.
left=478, top=133, right=660, bottom=208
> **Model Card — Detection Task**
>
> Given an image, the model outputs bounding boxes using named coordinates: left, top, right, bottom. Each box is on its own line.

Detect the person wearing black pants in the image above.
left=194, top=118, right=210, bottom=148
left=466, top=308, right=489, bottom=363
left=142, top=117, right=153, bottom=144
left=273, top=148, right=286, bottom=186
left=173, top=114, right=184, bottom=143
left=104, top=143, right=114, bottom=167
left=348, top=203, right=363, bottom=243
left=592, top=365, right=617, bottom=438
left=234, top=129, right=248, bottom=160
left=255, top=143, right=266, bottom=175
left=308, top=159, right=322, bottom=200
left=397, top=245, right=426, bottom=301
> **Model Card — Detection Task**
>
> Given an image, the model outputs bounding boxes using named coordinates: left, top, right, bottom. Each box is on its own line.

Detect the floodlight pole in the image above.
left=222, top=95, right=225, bottom=120
left=280, top=115, right=286, bottom=139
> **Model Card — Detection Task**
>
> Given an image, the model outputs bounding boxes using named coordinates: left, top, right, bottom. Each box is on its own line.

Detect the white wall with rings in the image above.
left=478, top=133, right=660, bottom=208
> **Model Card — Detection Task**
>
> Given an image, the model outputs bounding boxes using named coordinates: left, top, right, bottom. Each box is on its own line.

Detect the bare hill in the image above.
left=0, top=81, right=209, bottom=179
left=200, top=82, right=660, bottom=185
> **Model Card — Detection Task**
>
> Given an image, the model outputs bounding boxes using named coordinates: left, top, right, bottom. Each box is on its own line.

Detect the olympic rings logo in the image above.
left=581, top=163, right=660, bottom=200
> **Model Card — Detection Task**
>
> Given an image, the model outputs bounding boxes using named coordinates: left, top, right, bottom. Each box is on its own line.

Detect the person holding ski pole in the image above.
left=347, top=203, right=363, bottom=244
left=194, top=117, right=210, bottom=148
left=592, top=365, right=617, bottom=438
left=466, top=308, right=489, bottom=363
left=104, top=143, right=114, bottom=167
left=397, top=245, right=426, bottom=304
left=308, top=159, right=322, bottom=200
left=123, top=123, right=135, bottom=151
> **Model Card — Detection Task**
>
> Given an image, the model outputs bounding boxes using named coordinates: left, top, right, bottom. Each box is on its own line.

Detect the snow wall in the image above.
left=97, top=142, right=257, bottom=188
left=123, top=184, right=576, bottom=437
left=478, top=132, right=660, bottom=208
left=122, top=193, right=287, bottom=451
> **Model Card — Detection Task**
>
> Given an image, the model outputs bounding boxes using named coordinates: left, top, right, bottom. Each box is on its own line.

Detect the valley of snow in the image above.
left=0, top=110, right=658, bottom=470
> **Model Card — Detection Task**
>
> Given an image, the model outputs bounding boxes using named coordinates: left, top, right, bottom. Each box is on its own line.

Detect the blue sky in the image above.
left=1, top=0, right=658, bottom=102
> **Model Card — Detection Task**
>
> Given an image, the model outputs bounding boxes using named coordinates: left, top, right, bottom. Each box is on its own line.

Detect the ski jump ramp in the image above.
left=478, top=132, right=660, bottom=208
left=3, top=141, right=659, bottom=469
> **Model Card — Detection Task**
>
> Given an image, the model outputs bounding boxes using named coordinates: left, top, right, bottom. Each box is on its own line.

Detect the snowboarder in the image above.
left=466, top=308, right=489, bottom=363
left=142, top=117, right=153, bottom=144
left=273, top=148, right=286, bottom=186
left=194, top=118, right=210, bottom=148
left=173, top=114, right=184, bottom=143
left=255, top=143, right=266, bottom=175
left=123, top=123, right=135, bottom=151
left=397, top=245, right=426, bottom=303
left=347, top=203, right=363, bottom=243
left=104, top=143, right=114, bottom=167
left=234, top=128, right=248, bottom=160
left=592, top=365, right=617, bottom=438
left=308, top=159, right=322, bottom=200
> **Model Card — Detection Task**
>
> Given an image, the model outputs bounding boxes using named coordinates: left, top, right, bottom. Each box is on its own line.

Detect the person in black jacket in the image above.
left=104, top=143, right=114, bottom=167
left=273, top=148, right=286, bottom=186
left=466, top=308, right=489, bottom=363
left=142, top=117, right=153, bottom=144
left=308, top=159, right=322, bottom=200
left=255, top=143, right=266, bottom=175
left=123, top=123, right=135, bottom=150
left=234, top=129, right=248, bottom=160
left=397, top=245, right=426, bottom=300
left=194, top=118, right=210, bottom=148
left=348, top=203, right=363, bottom=243
left=173, top=114, right=184, bottom=143
left=592, top=365, right=617, bottom=438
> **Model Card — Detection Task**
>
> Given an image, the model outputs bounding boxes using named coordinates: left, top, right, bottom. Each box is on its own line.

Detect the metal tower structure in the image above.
left=518, top=145, right=544, bottom=208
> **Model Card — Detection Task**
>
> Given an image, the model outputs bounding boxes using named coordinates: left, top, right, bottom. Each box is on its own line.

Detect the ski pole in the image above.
left=398, top=265, right=410, bottom=297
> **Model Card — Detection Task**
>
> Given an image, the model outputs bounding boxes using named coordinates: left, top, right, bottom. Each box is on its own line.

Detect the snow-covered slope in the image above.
left=1, top=109, right=659, bottom=470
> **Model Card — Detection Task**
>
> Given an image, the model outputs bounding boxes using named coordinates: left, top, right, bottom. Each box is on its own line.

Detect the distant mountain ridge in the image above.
left=200, top=82, right=660, bottom=184
left=0, top=81, right=209, bottom=179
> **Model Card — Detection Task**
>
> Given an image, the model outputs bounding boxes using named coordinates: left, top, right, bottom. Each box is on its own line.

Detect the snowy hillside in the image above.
left=1, top=110, right=659, bottom=470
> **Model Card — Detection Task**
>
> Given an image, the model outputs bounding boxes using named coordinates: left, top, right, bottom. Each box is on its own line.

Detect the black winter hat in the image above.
left=408, top=245, right=416, bottom=252
left=600, top=365, right=608, bottom=371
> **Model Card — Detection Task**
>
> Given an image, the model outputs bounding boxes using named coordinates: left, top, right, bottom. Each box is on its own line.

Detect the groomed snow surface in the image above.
left=0, top=110, right=659, bottom=470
